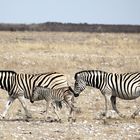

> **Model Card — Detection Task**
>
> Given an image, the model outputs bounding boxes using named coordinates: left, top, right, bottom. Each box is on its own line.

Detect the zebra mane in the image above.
left=75, top=70, right=108, bottom=80
left=0, top=70, right=16, bottom=74
left=19, top=72, right=58, bottom=76
left=74, top=70, right=94, bottom=78
left=74, top=70, right=91, bottom=80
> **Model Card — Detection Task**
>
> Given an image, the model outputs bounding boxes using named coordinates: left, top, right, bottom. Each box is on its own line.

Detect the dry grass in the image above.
left=0, top=31, right=140, bottom=74
left=0, top=31, right=140, bottom=140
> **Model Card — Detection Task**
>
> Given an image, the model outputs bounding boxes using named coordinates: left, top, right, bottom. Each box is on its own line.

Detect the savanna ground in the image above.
left=0, top=31, right=140, bottom=140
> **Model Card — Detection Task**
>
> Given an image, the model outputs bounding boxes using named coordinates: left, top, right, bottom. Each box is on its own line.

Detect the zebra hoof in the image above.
left=75, top=107, right=81, bottom=114
left=25, top=118, right=30, bottom=122
left=99, top=111, right=106, bottom=117
left=0, top=114, right=5, bottom=119
left=74, top=94, right=79, bottom=97
left=72, top=118, right=76, bottom=122
left=68, top=117, right=76, bottom=123
left=102, top=118, right=108, bottom=125
left=68, top=117, right=72, bottom=122
left=57, top=119, right=62, bottom=123
left=40, top=110, right=46, bottom=114
left=25, top=114, right=32, bottom=119
left=131, top=114, right=136, bottom=119
left=119, top=114, right=126, bottom=118
left=106, top=115, right=112, bottom=119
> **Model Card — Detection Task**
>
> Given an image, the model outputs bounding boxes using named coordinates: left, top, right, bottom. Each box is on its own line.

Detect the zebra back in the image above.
left=74, top=70, right=140, bottom=99
left=32, top=86, right=74, bottom=108
left=10, top=72, right=69, bottom=103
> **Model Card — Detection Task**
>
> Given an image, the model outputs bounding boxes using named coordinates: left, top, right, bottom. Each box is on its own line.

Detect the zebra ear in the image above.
left=74, top=73, right=80, bottom=80
left=33, top=86, right=38, bottom=92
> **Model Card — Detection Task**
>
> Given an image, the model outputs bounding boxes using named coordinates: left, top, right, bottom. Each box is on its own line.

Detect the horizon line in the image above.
left=0, top=21, right=140, bottom=26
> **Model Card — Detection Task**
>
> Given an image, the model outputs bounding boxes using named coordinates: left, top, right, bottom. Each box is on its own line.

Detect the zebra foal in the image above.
left=73, top=70, right=140, bottom=119
left=32, top=86, right=76, bottom=122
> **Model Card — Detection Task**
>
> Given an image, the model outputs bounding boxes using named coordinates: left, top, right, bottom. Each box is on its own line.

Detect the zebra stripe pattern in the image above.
left=0, top=71, right=17, bottom=118
left=0, top=70, right=16, bottom=92
left=10, top=72, right=68, bottom=99
left=74, top=70, right=140, bottom=118
left=2, top=72, right=69, bottom=119
left=32, top=86, right=76, bottom=122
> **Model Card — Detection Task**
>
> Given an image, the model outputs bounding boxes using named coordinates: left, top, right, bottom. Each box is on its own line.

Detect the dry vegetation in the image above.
left=0, top=23, right=140, bottom=32
left=0, top=31, right=140, bottom=140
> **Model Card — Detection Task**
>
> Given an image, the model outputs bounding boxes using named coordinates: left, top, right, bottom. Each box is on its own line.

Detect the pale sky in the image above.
left=0, top=0, right=140, bottom=25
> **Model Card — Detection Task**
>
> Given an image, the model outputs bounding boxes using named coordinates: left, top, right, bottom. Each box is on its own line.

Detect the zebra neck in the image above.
left=85, top=79, right=99, bottom=89
left=88, top=83, right=100, bottom=89
left=85, top=73, right=106, bottom=90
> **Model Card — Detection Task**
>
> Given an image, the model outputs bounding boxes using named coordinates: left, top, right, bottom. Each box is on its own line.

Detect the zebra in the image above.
left=32, top=86, right=76, bottom=122
left=1, top=72, right=69, bottom=119
left=73, top=70, right=140, bottom=119
left=0, top=70, right=17, bottom=118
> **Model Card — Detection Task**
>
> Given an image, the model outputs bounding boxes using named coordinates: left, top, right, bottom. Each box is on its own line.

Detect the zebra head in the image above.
left=74, top=73, right=86, bottom=97
left=31, top=87, right=38, bottom=103
left=31, top=86, right=45, bottom=103
left=30, top=86, right=38, bottom=103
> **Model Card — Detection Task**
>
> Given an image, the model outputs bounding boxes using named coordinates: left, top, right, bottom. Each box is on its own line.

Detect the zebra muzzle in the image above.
left=30, top=100, right=34, bottom=103
left=74, top=93, right=79, bottom=97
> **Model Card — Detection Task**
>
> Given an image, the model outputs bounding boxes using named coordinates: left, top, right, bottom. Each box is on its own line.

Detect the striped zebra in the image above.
left=2, top=72, right=69, bottom=119
left=73, top=70, right=140, bottom=119
left=32, top=86, right=76, bottom=122
left=0, top=70, right=17, bottom=118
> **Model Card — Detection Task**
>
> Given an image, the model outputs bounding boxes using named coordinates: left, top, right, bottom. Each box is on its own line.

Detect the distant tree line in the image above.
left=0, top=22, right=140, bottom=33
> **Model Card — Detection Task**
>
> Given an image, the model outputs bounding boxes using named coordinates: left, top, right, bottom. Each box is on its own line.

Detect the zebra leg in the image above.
left=131, top=108, right=140, bottom=119
left=18, top=95, right=32, bottom=119
left=68, top=106, right=73, bottom=122
left=68, top=104, right=76, bottom=122
left=51, top=102, right=61, bottom=122
left=111, top=96, right=126, bottom=118
left=45, top=101, right=49, bottom=114
left=45, top=99, right=57, bottom=122
left=131, top=89, right=140, bottom=119
left=0, top=96, right=15, bottom=119
left=65, top=99, right=76, bottom=122
left=102, top=93, right=113, bottom=119
left=99, top=94, right=108, bottom=118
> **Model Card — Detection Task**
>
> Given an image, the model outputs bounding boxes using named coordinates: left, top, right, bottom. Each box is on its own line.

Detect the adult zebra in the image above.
left=73, top=70, right=140, bottom=119
left=1, top=72, right=69, bottom=119
left=0, top=70, right=17, bottom=118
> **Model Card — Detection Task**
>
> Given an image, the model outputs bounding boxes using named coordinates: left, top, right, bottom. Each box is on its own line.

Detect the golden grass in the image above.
left=0, top=31, right=140, bottom=75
